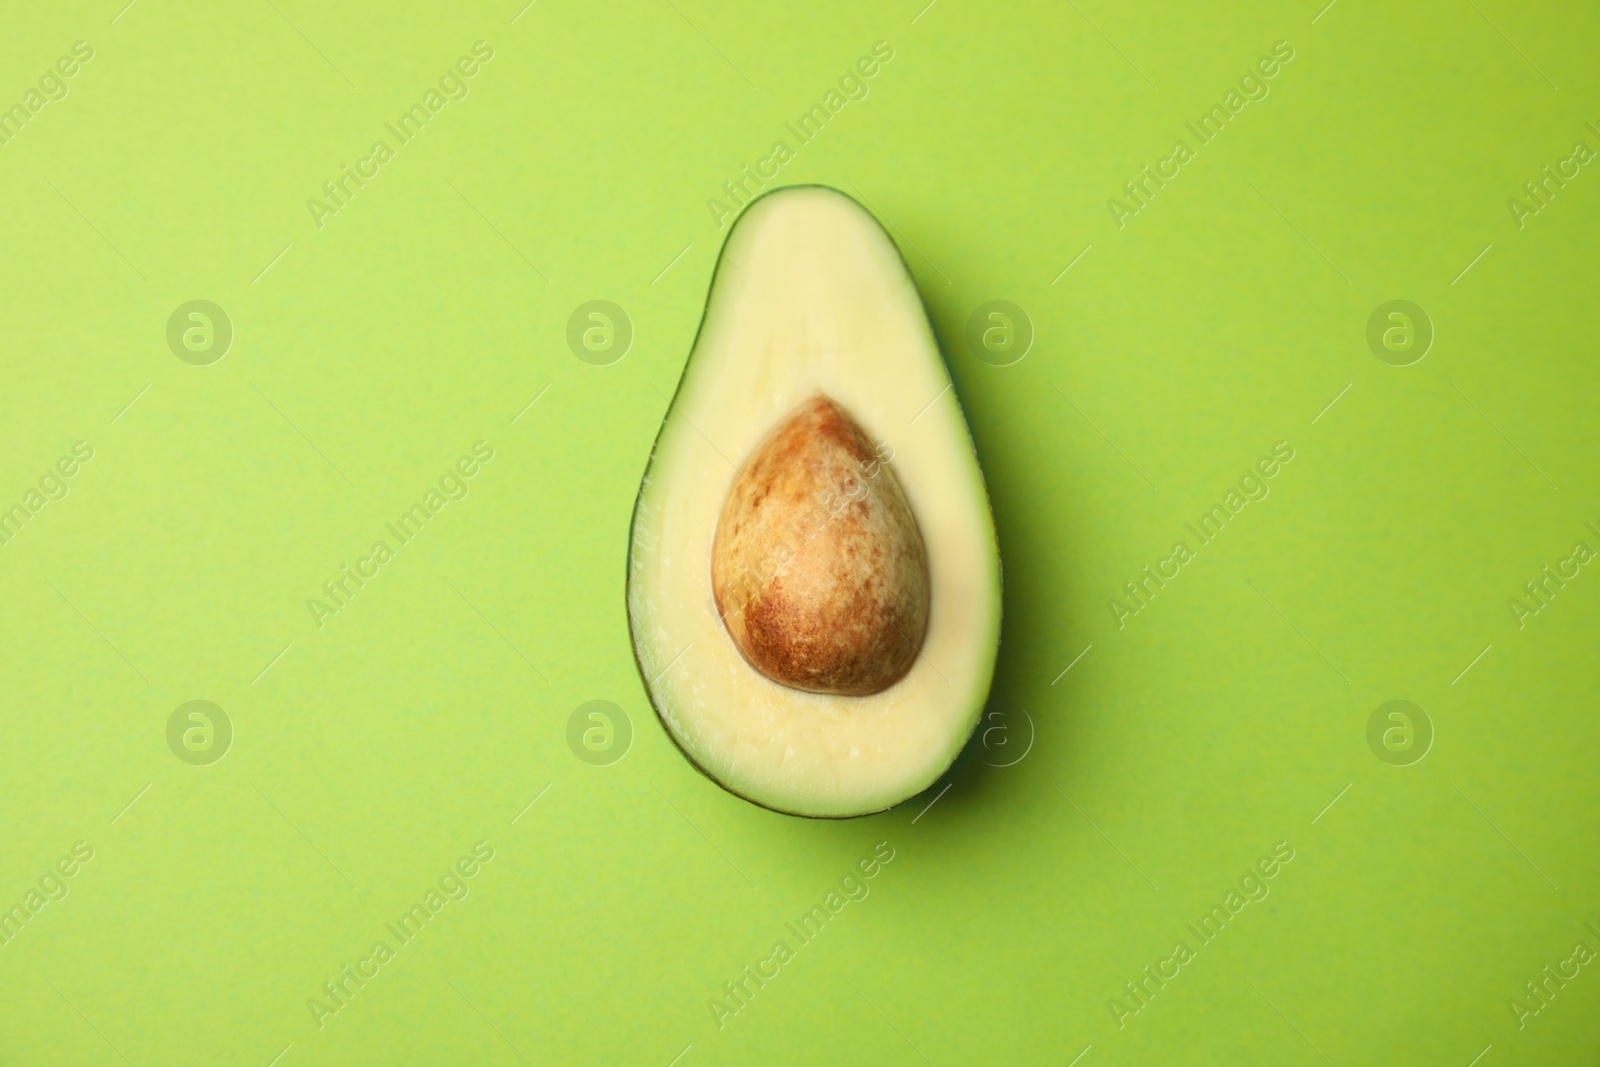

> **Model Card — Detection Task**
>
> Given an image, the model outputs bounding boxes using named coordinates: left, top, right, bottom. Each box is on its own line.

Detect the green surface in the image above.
left=0, top=1, right=1596, bottom=1064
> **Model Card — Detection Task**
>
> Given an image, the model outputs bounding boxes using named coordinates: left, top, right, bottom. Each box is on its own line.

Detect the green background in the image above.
left=1, top=0, right=1596, bottom=1063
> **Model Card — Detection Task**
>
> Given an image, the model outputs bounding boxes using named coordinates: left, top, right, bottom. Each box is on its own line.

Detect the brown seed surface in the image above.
left=711, top=395, right=930, bottom=695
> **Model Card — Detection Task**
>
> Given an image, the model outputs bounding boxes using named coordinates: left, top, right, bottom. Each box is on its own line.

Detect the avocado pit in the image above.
left=711, top=395, right=929, bottom=696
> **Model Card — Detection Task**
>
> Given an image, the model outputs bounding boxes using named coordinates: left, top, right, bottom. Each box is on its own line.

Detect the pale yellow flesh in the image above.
left=628, top=186, right=1001, bottom=817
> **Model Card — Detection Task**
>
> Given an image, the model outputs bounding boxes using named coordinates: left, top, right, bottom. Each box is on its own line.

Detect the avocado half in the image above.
left=626, top=185, right=1002, bottom=818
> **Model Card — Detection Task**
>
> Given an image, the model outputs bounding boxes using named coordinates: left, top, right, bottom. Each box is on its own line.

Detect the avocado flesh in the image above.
left=627, top=185, right=1002, bottom=818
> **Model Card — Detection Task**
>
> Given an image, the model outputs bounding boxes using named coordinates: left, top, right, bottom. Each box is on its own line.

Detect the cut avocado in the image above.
left=627, top=185, right=1002, bottom=818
